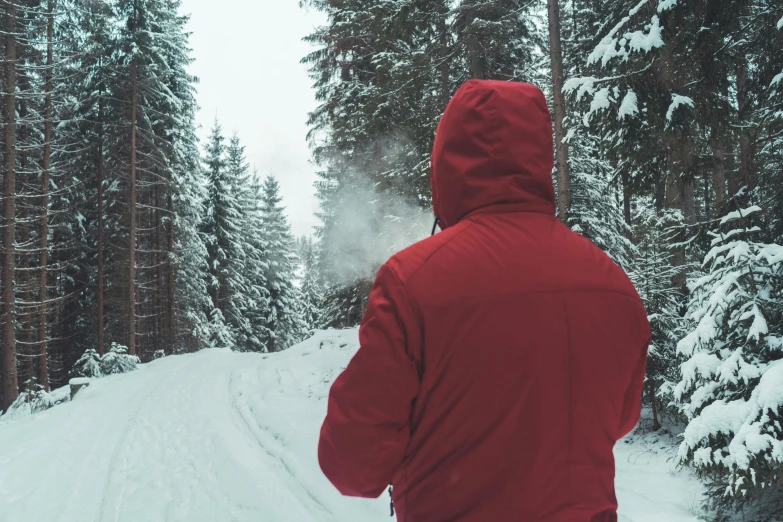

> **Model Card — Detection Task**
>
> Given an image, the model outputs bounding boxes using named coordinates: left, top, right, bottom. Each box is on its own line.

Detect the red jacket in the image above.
left=319, top=80, right=651, bottom=522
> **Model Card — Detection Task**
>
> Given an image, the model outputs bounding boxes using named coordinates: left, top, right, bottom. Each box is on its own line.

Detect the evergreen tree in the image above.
left=302, top=0, right=542, bottom=327
left=202, top=120, right=243, bottom=348
left=259, top=175, right=305, bottom=351
left=674, top=206, right=783, bottom=512
left=298, top=237, right=323, bottom=331
left=227, top=138, right=272, bottom=352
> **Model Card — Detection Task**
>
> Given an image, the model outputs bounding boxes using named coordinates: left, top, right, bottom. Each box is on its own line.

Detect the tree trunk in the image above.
left=683, top=178, right=696, bottom=226
left=167, top=192, right=177, bottom=353
left=710, top=132, right=726, bottom=215
left=726, top=142, right=739, bottom=199
left=97, top=100, right=105, bottom=356
left=128, top=61, right=138, bottom=356
left=438, top=1, right=450, bottom=107
left=465, top=6, right=483, bottom=79
left=2, top=0, right=19, bottom=411
left=38, top=0, right=55, bottom=390
left=654, top=177, right=666, bottom=215
left=648, top=379, right=660, bottom=431
left=736, top=60, right=755, bottom=203
left=20, top=214, right=32, bottom=387
left=665, top=169, right=687, bottom=291
left=17, top=89, right=32, bottom=387
left=548, top=0, right=571, bottom=224
left=155, top=183, right=164, bottom=353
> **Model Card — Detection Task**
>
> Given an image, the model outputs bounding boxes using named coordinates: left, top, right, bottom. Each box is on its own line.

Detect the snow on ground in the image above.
left=0, top=329, right=702, bottom=522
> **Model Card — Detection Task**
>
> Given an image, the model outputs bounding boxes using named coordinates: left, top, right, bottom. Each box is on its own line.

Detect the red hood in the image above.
left=431, top=80, right=556, bottom=229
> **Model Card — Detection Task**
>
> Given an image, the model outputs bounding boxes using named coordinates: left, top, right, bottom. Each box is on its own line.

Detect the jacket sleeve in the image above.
left=619, top=316, right=652, bottom=438
left=318, top=263, right=422, bottom=498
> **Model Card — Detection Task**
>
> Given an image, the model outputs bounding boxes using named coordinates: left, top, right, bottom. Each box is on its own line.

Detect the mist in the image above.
left=321, top=175, right=433, bottom=285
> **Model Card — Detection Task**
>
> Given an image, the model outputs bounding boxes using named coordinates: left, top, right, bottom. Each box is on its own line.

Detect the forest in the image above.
left=0, top=0, right=309, bottom=412
left=301, top=0, right=783, bottom=518
left=0, top=0, right=782, bottom=519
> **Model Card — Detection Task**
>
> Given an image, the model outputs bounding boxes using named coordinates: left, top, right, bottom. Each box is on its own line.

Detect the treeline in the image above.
left=301, top=0, right=783, bottom=518
left=0, top=0, right=307, bottom=414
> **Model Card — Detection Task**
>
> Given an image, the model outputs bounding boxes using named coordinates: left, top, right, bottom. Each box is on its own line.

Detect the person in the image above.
left=318, top=79, right=651, bottom=522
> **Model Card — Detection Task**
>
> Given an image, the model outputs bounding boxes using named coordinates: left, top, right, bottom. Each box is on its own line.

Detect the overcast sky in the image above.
left=181, top=0, right=326, bottom=238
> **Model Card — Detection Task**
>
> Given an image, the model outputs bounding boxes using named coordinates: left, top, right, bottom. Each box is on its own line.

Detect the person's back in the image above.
left=318, top=80, right=651, bottom=521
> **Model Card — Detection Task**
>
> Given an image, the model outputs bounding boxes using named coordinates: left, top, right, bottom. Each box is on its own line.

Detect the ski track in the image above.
left=0, top=331, right=702, bottom=522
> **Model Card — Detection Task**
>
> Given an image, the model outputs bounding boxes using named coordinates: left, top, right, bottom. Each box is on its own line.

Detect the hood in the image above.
left=431, top=80, right=556, bottom=229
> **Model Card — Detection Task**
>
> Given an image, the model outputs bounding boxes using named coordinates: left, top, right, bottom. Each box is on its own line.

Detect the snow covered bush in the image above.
left=100, top=343, right=140, bottom=376
left=2, top=381, right=69, bottom=420
left=674, top=206, right=783, bottom=508
left=73, top=348, right=103, bottom=378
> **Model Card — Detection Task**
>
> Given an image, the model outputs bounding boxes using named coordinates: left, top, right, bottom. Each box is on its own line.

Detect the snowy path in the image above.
left=0, top=330, right=702, bottom=522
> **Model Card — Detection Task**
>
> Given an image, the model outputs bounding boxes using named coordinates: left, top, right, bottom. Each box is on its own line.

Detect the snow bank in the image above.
left=0, top=330, right=702, bottom=521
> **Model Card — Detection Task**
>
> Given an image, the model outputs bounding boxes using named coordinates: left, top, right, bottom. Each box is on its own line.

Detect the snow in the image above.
left=658, top=0, right=678, bottom=11
left=719, top=204, right=762, bottom=225
left=778, top=15, right=783, bottom=30
left=759, top=243, right=783, bottom=265
left=665, top=94, right=694, bottom=123
left=0, top=330, right=703, bottom=522
left=680, top=359, right=783, bottom=473
left=588, top=0, right=656, bottom=66
left=69, top=377, right=91, bottom=386
left=626, top=16, right=665, bottom=54
left=1, top=385, right=71, bottom=422
left=618, top=90, right=639, bottom=119
left=585, top=87, right=613, bottom=125
left=563, top=76, right=598, bottom=105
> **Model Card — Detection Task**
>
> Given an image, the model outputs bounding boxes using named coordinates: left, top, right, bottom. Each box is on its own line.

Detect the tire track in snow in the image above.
left=96, top=361, right=185, bottom=522
left=227, top=366, right=334, bottom=521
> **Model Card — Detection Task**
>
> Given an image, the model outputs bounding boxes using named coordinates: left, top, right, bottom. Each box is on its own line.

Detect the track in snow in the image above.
left=0, top=330, right=701, bottom=522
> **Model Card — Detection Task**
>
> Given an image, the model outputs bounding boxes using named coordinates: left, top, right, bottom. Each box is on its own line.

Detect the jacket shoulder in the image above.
left=384, top=220, right=474, bottom=285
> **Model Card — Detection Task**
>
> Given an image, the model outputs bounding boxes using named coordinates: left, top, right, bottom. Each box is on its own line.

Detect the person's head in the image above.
left=430, top=80, right=555, bottom=230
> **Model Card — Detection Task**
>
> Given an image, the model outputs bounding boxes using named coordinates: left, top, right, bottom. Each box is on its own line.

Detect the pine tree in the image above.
left=302, top=0, right=543, bottom=327
left=634, top=205, right=685, bottom=431
left=259, top=175, right=305, bottom=351
left=674, top=206, right=783, bottom=511
left=226, top=138, right=271, bottom=352
left=299, top=237, right=323, bottom=331
left=202, top=120, right=241, bottom=348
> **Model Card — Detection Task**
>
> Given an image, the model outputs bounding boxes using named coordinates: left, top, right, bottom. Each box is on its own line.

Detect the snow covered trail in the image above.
left=0, top=330, right=702, bottom=522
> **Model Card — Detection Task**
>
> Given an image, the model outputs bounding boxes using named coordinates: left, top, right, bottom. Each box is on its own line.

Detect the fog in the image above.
left=322, top=175, right=433, bottom=284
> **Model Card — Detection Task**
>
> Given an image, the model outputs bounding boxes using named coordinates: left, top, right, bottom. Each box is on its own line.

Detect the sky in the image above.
left=181, top=0, right=326, bottom=238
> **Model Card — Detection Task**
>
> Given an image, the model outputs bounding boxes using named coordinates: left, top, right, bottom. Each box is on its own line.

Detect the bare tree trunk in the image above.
left=548, top=0, right=571, bottom=223
left=166, top=192, right=177, bottom=353
left=17, top=89, right=33, bottom=387
left=736, top=60, right=755, bottom=203
left=37, top=0, right=55, bottom=390
left=97, top=101, right=105, bottom=356
left=128, top=61, right=138, bottom=356
left=19, top=177, right=31, bottom=389
left=465, top=6, right=483, bottom=79
left=726, top=142, right=739, bottom=199
left=710, top=132, right=726, bottom=215
left=654, top=177, right=666, bottom=215
left=2, top=0, right=19, bottom=411
left=155, top=183, right=163, bottom=353
left=683, top=178, right=696, bottom=226
left=438, top=1, right=450, bottom=107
